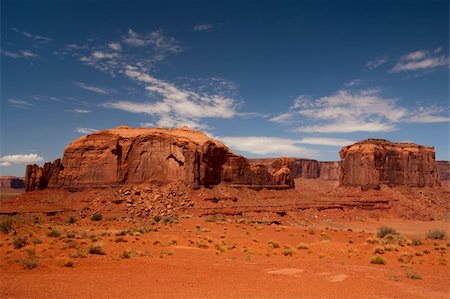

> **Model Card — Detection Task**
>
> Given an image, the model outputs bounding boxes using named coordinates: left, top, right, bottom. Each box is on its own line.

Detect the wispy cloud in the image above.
left=0, top=153, right=44, bottom=166
left=11, top=27, right=52, bottom=43
left=8, top=99, right=35, bottom=109
left=103, top=66, right=238, bottom=129
left=67, top=108, right=91, bottom=114
left=344, top=79, right=361, bottom=87
left=193, top=24, right=213, bottom=31
left=74, top=82, right=111, bottom=94
left=297, top=137, right=356, bottom=147
left=271, top=88, right=449, bottom=133
left=391, top=49, right=449, bottom=73
left=76, top=127, right=97, bottom=134
left=218, top=136, right=319, bottom=157
left=0, top=49, right=39, bottom=60
left=367, top=56, right=388, bottom=69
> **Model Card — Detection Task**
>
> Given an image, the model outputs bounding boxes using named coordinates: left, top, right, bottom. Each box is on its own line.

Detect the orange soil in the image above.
left=1, top=215, right=449, bottom=299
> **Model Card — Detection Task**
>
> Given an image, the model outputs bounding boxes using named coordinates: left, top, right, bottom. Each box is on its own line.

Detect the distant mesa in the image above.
left=24, top=127, right=445, bottom=192
left=339, top=139, right=440, bottom=190
left=0, top=176, right=25, bottom=190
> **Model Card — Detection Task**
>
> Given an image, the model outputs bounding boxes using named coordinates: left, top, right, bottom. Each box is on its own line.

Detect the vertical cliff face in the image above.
left=436, top=161, right=450, bottom=181
left=319, top=162, right=340, bottom=180
left=339, top=139, right=440, bottom=190
left=0, top=176, right=25, bottom=189
left=25, top=127, right=295, bottom=191
left=248, top=158, right=320, bottom=179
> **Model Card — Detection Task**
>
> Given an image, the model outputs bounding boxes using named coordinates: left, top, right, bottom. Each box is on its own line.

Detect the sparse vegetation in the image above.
left=0, top=217, right=14, bottom=234
left=91, top=213, right=102, bottom=221
left=398, top=252, right=412, bottom=264
left=121, top=250, right=133, bottom=259
left=32, top=238, right=43, bottom=244
left=373, top=246, right=385, bottom=254
left=296, top=243, right=309, bottom=250
left=67, top=216, right=77, bottom=224
left=47, top=229, right=62, bottom=238
left=267, top=240, right=280, bottom=249
left=115, top=237, right=127, bottom=243
left=371, top=255, right=386, bottom=265
left=206, top=215, right=217, bottom=222
left=405, top=269, right=421, bottom=280
left=12, top=235, right=28, bottom=249
left=282, top=246, right=295, bottom=256
left=410, top=239, right=423, bottom=246
left=63, top=260, right=74, bottom=267
left=426, top=230, right=446, bottom=240
left=88, top=243, right=105, bottom=255
left=366, top=237, right=378, bottom=244
left=22, top=249, right=38, bottom=269
left=377, top=226, right=399, bottom=238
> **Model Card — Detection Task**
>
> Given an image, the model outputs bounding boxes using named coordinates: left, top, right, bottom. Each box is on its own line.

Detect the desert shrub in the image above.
left=406, top=269, right=421, bottom=280
left=371, top=255, right=386, bottom=265
left=366, top=237, right=378, bottom=244
left=22, top=249, right=38, bottom=269
left=426, top=230, right=446, bottom=240
left=32, top=238, right=43, bottom=244
left=91, top=213, right=102, bottom=221
left=382, top=234, right=405, bottom=246
left=167, top=238, right=177, bottom=246
left=69, top=249, right=87, bottom=258
left=153, top=215, right=161, bottom=223
left=0, top=217, right=14, bottom=234
left=267, top=240, right=280, bottom=249
left=115, top=237, right=127, bottom=243
left=121, top=250, right=133, bottom=259
left=67, top=216, right=77, bottom=224
left=195, top=240, right=209, bottom=249
left=88, top=243, right=105, bottom=255
left=411, top=239, right=423, bottom=246
left=373, top=246, right=385, bottom=254
left=12, top=235, right=28, bottom=249
left=398, top=252, right=413, bottom=264
left=47, top=229, right=62, bottom=238
left=206, top=215, right=217, bottom=222
left=215, top=242, right=227, bottom=253
left=282, top=246, right=295, bottom=256
left=63, top=260, right=74, bottom=267
left=377, top=226, right=399, bottom=238
left=162, top=216, right=178, bottom=224
left=296, top=243, right=309, bottom=250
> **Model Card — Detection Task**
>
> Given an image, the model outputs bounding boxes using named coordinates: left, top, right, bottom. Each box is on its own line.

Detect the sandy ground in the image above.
left=1, top=215, right=449, bottom=299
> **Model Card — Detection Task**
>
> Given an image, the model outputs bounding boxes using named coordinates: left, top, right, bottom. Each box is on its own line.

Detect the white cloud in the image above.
left=271, top=88, right=449, bottom=133
left=68, top=109, right=91, bottom=114
left=0, top=154, right=44, bottom=165
left=297, top=137, right=356, bottom=147
left=108, top=42, right=122, bottom=51
left=103, top=66, right=238, bottom=129
left=219, top=136, right=320, bottom=157
left=74, top=82, right=110, bottom=94
left=193, top=24, right=213, bottom=31
left=367, top=56, right=388, bottom=69
left=15, top=29, right=52, bottom=43
left=1, top=49, right=39, bottom=60
left=0, top=162, right=12, bottom=167
left=391, top=49, right=449, bottom=72
left=76, top=127, right=97, bottom=134
left=8, top=99, right=35, bottom=109
left=344, top=79, right=361, bottom=87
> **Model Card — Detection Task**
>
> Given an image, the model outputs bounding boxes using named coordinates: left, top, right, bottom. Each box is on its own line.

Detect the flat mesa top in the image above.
left=78, top=126, right=224, bottom=146
left=346, top=138, right=434, bottom=149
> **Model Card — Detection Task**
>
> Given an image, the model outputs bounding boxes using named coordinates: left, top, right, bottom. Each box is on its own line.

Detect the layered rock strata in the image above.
left=339, top=139, right=440, bottom=190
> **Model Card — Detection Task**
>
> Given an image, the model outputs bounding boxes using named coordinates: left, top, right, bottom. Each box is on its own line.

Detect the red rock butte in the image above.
left=339, top=139, right=440, bottom=190
left=25, top=126, right=294, bottom=191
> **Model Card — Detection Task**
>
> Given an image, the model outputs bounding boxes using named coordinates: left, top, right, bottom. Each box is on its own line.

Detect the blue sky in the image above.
left=1, top=0, right=449, bottom=177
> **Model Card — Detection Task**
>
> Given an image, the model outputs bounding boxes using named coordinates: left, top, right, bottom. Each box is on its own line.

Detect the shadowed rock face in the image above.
left=319, top=162, right=340, bottom=180
left=0, top=176, right=25, bottom=189
left=436, top=161, right=450, bottom=180
left=339, top=139, right=440, bottom=190
left=249, top=158, right=320, bottom=179
left=25, top=126, right=294, bottom=191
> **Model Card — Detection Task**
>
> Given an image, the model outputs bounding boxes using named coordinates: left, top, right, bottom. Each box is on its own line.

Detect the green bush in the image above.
left=426, top=230, right=446, bottom=240
left=91, top=213, right=102, bottom=221
left=12, top=235, right=28, bottom=249
left=0, top=217, right=14, bottom=234
left=371, top=255, right=386, bottom=265
left=67, top=216, right=77, bottom=224
left=377, top=226, right=399, bottom=238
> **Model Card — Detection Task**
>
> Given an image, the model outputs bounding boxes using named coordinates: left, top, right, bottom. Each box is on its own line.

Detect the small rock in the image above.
left=166, top=204, right=172, bottom=209
left=123, top=190, right=131, bottom=195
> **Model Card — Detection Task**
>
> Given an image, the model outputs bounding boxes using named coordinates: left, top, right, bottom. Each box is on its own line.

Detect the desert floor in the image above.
left=1, top=213, right=449, bottom=299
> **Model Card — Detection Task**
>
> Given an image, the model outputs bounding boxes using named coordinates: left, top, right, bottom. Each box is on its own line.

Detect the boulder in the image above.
left=339, top=139, right=440, bottom=190
left=436, top=161, right=450, bottom=180
left=319, top=161, right=340, bottom=180
left=25, top=126, right=294, bottom=191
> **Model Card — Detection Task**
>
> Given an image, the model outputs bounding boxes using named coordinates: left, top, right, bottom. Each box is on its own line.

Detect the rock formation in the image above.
left=249, top=158, right=320, bottom=179
left=339, top=139, right=440, bottom=190
left=436, top=161, right=450, bottom=181
left=0, top=176, right=25, bottom=189
left=25, top=126, right=294, bottom=191
left=319, top=161, right=340, bottom=180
